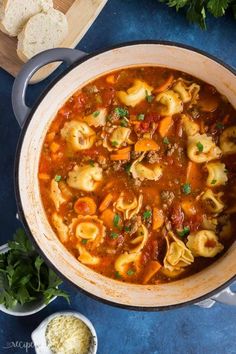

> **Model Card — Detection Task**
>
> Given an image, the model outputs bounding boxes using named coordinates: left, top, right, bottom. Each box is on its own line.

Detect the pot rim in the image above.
left=14, top=40, right=236, bottom=311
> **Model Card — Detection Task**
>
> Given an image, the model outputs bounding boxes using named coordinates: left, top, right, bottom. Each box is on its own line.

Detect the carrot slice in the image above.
left=74, top=197, right=97, bottom=215
left=186, top=161, right=202, bottom=189
left=99, top=193, right=113, bottom=212
left=106, top=74, right=115, bottom=84
left=159, top=116, right=173, bottom=137
left=50, top=142, right=60, bottom=153
left=100, top=209, right=115, bottom=228
left=135, top=138, right=159, bottom=152
left=110, top=152, right=130, bottom=160
left=152, top=208, right=164, bottom=230
left=154, top=74, right=174, bottom=93
left=143, top=261, right=162, bottom=284
left=181, top=200, right=196, bottom=217
left=117, top=146, right=131, bottom=154
left=38, top=173, right=50, bottom=180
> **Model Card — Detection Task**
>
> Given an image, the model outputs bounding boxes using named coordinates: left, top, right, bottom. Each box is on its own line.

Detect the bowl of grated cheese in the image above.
left=31, top=311, right=97, bottom=354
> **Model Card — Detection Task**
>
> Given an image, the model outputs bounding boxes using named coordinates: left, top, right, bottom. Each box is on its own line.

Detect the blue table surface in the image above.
left=0, top=0, right=236, bottom=353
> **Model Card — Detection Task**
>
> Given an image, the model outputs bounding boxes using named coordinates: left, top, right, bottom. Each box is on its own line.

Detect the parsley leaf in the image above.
left=54, top=175, right=62, bottom=182
left=113, top=214, right=120, bottom=227
left=89, top=159, right=95, bottom=167
left=145, top=90, right=154, bottom=103
left=177, top=226, right=190, bottom=237
left=182, top=183, right=191, bottom=195
left=216, top=122, right=224, bottom=129
left=211, top=179, right=217, bottom=185
left=163, top=137, right=170, bottom=145
left=81, top=239, right=88, bottom=244
left=120, top=118, right=128, bottom=127
left=124, top=226, right=131, bottom=232
left=92, top=110, right=100, bottom=117
left=124, top=163, right=131, bottom=174
left=127, top=269, right=135, bottom=276
left=137, top=113, right=145, bottom=121
left=115, top=107, right=129, bottom=118
left=143, top=210, right=152, bottom=220
left=110, top=232, right=119, bottom=239
left=196, top=141, right=204, bottom=152
left=111, top=141, right=119, bottom=147
left=115, top=271, right=122, bottom=279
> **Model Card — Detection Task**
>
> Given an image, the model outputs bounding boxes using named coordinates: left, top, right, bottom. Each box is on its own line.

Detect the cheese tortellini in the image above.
left=201, top=189, right=224, bottom=214
left=130, top=153, right=162, bottom=181
left=109, top=127, right=131, bottom=148
left=114, top=252, right=138, bottom=275
left=187, top=133, right=222, bottom=163
left=67, top=164, right=103, bottom=192
left=83, top=108, right=107, bottom=127
left=163, top=232, right=194, bottom=272
left=117, top=79, right=153, bottom=107
left=181, top=114, right=200, bottom=136
left=70, top=215, right=105, bottom=250
left=50, top=179, right=70, bottom=210
left=187, top=230, right=224, bottom=257
left=77, top=244, right=100, bottom=265
left=220, top=126, right=236, bottom=154
left=129, top=224, right=149, bottom=253
left=61, top=120, right=96, bottom=151
left=172, top=79, right=200, bottom=104
left=115, top=193, right=143, bottom=220
left=51, top=213, right=68, bottom=243
left=156, top=90, right=183, bottom=116
left=206, top=162, right=228, bottom=187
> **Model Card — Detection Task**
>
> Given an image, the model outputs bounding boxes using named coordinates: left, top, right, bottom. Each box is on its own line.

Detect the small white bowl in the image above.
left=0, top=243, right=56, bottom=316
left=31, top=311, right=98, bottom=354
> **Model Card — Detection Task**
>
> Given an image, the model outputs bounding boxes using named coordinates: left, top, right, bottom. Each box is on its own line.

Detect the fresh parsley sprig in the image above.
left=159, top=0, right=236, bottom=29
left=0, top=229, right=69, bottom=309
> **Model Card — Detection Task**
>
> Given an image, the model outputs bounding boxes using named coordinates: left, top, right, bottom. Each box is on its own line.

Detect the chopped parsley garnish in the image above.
left=211, top=179, right=217, bottom=185
left=182, top=183, right=191, bottom=195
left=216, top=122, right=224, bottom=130
left=115, top=107, right=128, bottom=117
left=115, top=271, right=122, bottom=279
left=145, top=90, right=154, bottom=103
left=111, top=141, right=119, bottom=147
left=196, top=141, right=204, bottom=152
left=124, top=226, right=131, bottom=232
left=127, top=269, right=135, bottom=276
left=81, top=239, right=88, bottom=244
left=54, top=175, right=62, bottom=182
left=120, top=118, right=128, bottom=127
left=177, top=226, right=190, bottom=237
left=92, top=110, right=100, bottom=117
left=143, top=210, right=152, bottom=220
left=113, top=214, right=120, bottom=227
left=124, top=163, right=131, bottom=174
left=89, top=159, right=95, bottom=167
left=110, top=232, right=119, bottom=239
left=137, top=113, right=145, bottom=121
left=163, top=137, right=170, bottom=145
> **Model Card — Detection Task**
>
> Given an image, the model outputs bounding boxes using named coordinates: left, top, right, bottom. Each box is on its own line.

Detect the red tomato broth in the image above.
left=38, top=66, right=236, bottom=284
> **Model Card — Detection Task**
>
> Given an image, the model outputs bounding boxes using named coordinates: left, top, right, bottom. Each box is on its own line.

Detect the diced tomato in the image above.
left=188, top=214, right=203, bottom=232
left=171, top=203, right=184, bottom=230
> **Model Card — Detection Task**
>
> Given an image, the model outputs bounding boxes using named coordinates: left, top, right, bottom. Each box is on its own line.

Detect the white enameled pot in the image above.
left=12, top=42, right=236, bottom=310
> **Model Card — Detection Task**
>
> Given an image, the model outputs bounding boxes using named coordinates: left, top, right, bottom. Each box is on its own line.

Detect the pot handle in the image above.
left=12, top=48, right=86, bottom=127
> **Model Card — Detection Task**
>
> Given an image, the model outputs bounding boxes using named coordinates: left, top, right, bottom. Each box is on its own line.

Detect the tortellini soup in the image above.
left=39, top=67, right=236, bottom=284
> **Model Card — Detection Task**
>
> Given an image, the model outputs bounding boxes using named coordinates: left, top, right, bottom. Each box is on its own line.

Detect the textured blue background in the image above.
left=0, top=1, right=236, bottom=353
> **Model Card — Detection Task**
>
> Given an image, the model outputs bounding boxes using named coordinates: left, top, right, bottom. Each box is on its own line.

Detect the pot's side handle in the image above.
left=211, top=285, right=236, bottom=306
left=12, top=48, right=86, bottom=127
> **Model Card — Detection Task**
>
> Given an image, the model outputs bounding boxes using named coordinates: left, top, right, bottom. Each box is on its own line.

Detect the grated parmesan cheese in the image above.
left=45, top=315, right=92, bottom=354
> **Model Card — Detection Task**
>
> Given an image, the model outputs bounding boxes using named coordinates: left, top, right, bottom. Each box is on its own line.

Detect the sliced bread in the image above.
left=17, top=8, right=68, bottom=62
left=0, top=0, right=53, bottom=36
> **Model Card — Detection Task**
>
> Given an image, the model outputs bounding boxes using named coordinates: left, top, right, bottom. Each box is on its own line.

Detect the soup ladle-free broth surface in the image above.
left=38, top=67, right=236, bottom=284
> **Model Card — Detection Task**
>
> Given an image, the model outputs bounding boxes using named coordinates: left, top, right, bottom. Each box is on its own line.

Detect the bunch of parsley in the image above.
left=160, top=0, right=236, bottom=29
left=0, top=229, right=69, bottom=309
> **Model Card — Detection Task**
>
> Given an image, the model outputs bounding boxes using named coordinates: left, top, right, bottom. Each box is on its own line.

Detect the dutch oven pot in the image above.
left=12, top=42, right=236, bottom=310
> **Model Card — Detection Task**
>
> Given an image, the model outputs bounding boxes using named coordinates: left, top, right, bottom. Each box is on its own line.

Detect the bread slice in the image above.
left=17, top=8, right=68, bottom=62
left=0, top=0, right=53, bottom=36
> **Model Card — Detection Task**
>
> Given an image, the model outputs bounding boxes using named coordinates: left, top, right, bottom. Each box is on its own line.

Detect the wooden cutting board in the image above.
left=0, top=0, right=108, bottom=83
